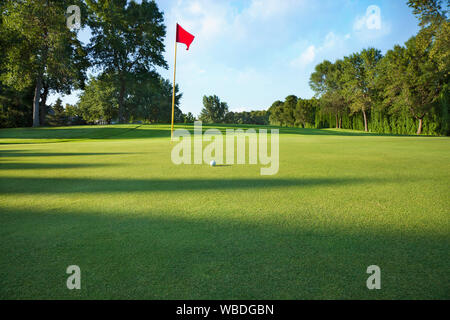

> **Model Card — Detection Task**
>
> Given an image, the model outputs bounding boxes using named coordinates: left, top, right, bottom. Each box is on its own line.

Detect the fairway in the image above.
left=0, top=124, right=449, bottom=299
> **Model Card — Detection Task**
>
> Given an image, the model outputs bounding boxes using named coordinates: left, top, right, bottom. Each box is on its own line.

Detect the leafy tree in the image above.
left=222, top=110, right=269, bottom=125
left=0, top=2, right=34, bottom=128
left=47, top=98, right=67, bottom=126
left=65, top=103, right=86, bottom=125
left=223, top=111, right=236, bottom=124
left=86, top=0, right=167, bottom=123
left=199, top=95, right=229, bottom=123
left=295, top=98, right=316, bottom=128
left=268, top=100, right=284, bottom=126
left=1, top=0, right=88, bottom=127
left=403, top=36, right=443, bottom=134
left=343, top=48, right=382, bottom=132
left=130, top=72, right=182, bottom=123
left=183, top=112, right=195, bottom=123
left=0, top=84, right=34, bottom=128
left=79, top=70, right=183, bottom=124
left=78, top=74, right=119, bottom=123
left=408, top=0, right=449, bottom=78
left=281, top=95, right=298, bottom=127
left=376, top=45, right=409, bottom=124
left=250, top=110, right=269, bottom=125
left=407, top=0, right=448, bottom=28
left=406, top=0, right=449, bottom=134
left=378, top=35, right=444, bottom=135
left=310, top=60, right=347, bottom=128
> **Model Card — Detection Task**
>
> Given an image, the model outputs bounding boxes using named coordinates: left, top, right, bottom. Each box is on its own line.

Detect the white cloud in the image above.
left=291, top=45, right=316, bottom=68
left=290, top=31, right=351, bottom=68
left=323, top=32, right=338, bottom=48
left=236, top=68, right=270, bottom=86
left=354, top=15, right=366, bottom=31
left=165, top=0, right=231, bottom=47
left=165, top=0, right=309, bottom=52
left=188, top=2, right=202, bottom=15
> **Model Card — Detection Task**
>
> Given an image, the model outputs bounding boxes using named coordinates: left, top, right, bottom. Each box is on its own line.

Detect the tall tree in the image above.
left=295, top=98, right=316, bottom=128
left=1, top=0, right=88, bottom=127
left=184, top=112, right=195, bottom=123
left=130, top=72, right=182, bottom=123
left=343, top=48, right=382, bottom=132
left=407, top=0, right=449, bottom=134
left=407, top=0, right=448, bottom=28
left=282, top=95, right=298, bottom=127
left=48, top=98, right=68, bottom=126
left=403, top=36, right=443, bottom=134
left=0, top=3, right=34, bottom=128
left=78, top=74, right=119, bottom=124
left=310, top=60, right=347, bottom=128
left=268, top=100, right=284, bottom=126
left=199, top=95, right=229, bottom=123
left=376, top=45, right=407, bottom=119
left=86, top=0, right=167, bottom=123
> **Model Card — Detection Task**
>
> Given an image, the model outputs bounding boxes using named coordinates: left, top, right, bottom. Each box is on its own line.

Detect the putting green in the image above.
left=0, top=124, right=449, bottom=299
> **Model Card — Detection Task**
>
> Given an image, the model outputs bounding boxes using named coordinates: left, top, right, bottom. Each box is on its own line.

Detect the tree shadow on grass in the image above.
left=0, top=176, right=413, bottom=195
left=195, top=124, right=445, bottom=138
left=0, top=150, right=137, bottom=158
left=0, top=126, right=169, bottom=141
left=204, top=124, right=442, bottom=137
left=0, top=163, right=121, bottom=170
left=0, top=124, right=437, bottom=142
left=0, top=207, right=447, bottom=299
left=275, top=127, right=424, bottom=137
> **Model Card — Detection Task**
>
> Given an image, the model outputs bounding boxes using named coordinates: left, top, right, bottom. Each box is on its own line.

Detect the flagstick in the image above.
left=171, top=40, right=178, bottom=140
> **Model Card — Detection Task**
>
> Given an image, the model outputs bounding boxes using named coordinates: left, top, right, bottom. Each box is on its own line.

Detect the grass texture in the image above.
left=0, top=124, right=449, bottom=299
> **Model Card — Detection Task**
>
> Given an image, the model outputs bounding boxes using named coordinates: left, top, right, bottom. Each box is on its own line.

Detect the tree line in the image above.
left=198, top=95, right=269, bottom=125
left=268, top=0, right=449, bottom=135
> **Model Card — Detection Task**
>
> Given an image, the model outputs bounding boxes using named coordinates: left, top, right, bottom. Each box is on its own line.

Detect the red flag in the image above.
left=176, top=23, right=195, bottom=50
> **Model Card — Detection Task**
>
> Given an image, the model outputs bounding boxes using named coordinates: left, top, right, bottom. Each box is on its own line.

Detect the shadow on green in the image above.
left=0, top=150, right=136, bottom=158
left=0, top=124, right=431, bottom=143
left=0, top=176, right=408, bottom=194
left=0, top=125, right=169, bottom=141
left=0, top=207, right=447, bottom=299
left=0, top=163, right=121, bottom=170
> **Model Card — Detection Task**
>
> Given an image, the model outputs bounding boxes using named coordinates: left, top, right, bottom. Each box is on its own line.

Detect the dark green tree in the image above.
left=129, top=72, right=182, bottom=123
left=268, top=100, right=284, bottom=126
left=48, top=98, right=67, bottom=126
left=183, top=112, right=195, bottom=123
left=1, top=0, right=88, bottom=127
left=310, top=60, right=348, bottom=128
left=78, top=74, right=119, bottom=124
left=199, top=95, right=229, bottom=123
left=86, top=0, right=167, bottom=123
left=295, top=98, right=316, bottom=128
left=343, top=48, right=383, bottom=132
left=281, top=95, right=298, bottom=126
left=65, top=103, right=86, bottom=125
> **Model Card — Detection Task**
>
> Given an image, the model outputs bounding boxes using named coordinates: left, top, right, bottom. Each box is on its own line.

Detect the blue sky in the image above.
left=51, top=0, right=420, bottom=116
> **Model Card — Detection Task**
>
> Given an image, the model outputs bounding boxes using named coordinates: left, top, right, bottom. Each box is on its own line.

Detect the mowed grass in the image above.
left=0, top=124, right=449, bottom=299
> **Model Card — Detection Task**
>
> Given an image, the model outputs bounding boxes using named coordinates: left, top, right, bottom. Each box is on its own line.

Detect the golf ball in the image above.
left=210, top=160, right=216, bottom=167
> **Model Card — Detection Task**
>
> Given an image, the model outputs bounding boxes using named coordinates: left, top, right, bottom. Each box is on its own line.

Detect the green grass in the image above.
left=0, top=124, right=449, bottom=299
